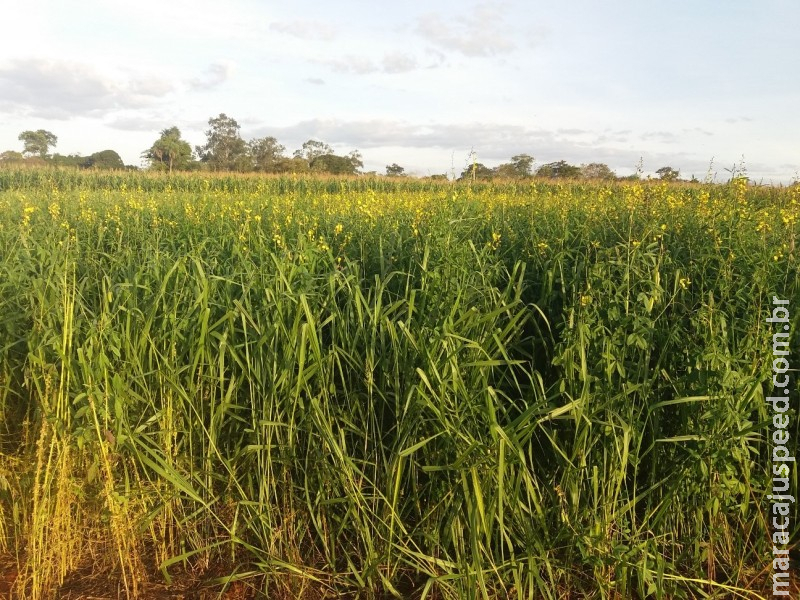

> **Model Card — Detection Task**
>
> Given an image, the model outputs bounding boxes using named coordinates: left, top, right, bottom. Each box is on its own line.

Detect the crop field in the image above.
left=0, top=169, right=797, bottom=598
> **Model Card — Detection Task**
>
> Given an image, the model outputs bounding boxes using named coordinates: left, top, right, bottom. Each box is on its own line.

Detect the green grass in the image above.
left=0, top=169, right=797, bottom=598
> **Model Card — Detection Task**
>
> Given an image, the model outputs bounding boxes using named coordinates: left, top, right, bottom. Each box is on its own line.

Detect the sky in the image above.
left=1, top=0, right=798, bottom=183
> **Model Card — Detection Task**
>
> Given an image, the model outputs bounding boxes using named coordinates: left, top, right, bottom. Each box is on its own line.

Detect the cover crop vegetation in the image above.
left=0, top=169, right=797, bottom=598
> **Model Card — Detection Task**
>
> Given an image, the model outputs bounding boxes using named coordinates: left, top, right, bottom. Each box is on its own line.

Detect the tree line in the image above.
left=457, top=156, right=685, bottom=182
left=2, top=115, right=689, bottom=181
left=1, top=130, right=127, bottom=170
left=158, top=113, right=366, bottom=175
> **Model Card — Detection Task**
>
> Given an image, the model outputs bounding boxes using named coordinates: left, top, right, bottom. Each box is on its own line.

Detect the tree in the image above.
left=493, top=163, right=516, bottom=179
left=293, top=141, right=362, bottom=175
left=509, top=154, right=534, bottom=178
left=248, top=136, right=286, bottom=172
left=580, top=163, right=616, bottom=180
left=493, top=154, right=534, bottom=179
left=144, top=127, right=194, bottom=172
left=458, top=163, right=493, bottom=181
left=512, top=154, right=534, bottom=177
left=195, top=114, right=248, bottom=171
left=18, top=130, right=57, bottom=159
left=293, top=139, right=334, bottom=165
left=347, top=150, right=363, bottom=174
left=83, top=150, right=124, bottom=170
left=386, top=163, right=405, bottom=177
left=273, top=156, right=310, bottom=174
left=51, top=153, right=86, bottom=168
left=536, top=160, right=581, bottom=179
left=311, top=153, right=361, bottom=175
left=0, top=150, right=24, bottom=162
left=619, top=173, right=641, bottom=182
left=655, top=166, right=680, bottom=181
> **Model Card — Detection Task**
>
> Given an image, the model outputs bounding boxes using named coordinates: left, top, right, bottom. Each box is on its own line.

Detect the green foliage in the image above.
left=47, top=150, right=126, bottom=170
left=386, top=163, right=405, bottom=176
left=50, top=153, right=86, bottom=168
left=310, top=153, right=359, bottom=175
left=536, top=159, right=581, bottom=178
left=273, top=156, right=310, bottom=174
left=18, top=129, right=57, bottom=158
left=495, top=153, right=535, bottom=179
left=0, top=150, right=24, bottom=162
left=580, top=162, right=616, bottom=180
left=458, top=161, right=494, bottom=181
left=346, top=149, right=363, bottom=173
left=83, top=149, right=125, bottom=170
left=291, top=141, right=363, bottom=175
left=0, top=170, right=795, bottom=598
left=195, top=113, right=249, bottom=171
left=656, top=166, right=681, bottom=181
left=248, top=136, right=286, bottom=172
left=144, top=127, right=194, bottom=172
left=293, top=139, right=334, bottom=164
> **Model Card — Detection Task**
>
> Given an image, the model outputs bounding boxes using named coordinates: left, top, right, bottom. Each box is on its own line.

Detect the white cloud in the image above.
left=640, top=131, right=680, bottom=144
left=382, top=52, right=420, bottom=74
left=257, top=118, right=615, bottom=161
left=106, top=114, right=175, bottom=132
left=318, top=52, right=423, bottom=75
left=0, top=1, right=795, bottom=184
left=269, top=20, right=337, bottom=41
left=322, top=56, right=379, bottom=75
left=128, top=77, right=175, bottom=97
left=416, top=3, right=521, bottom=57
left=188, top=62, right=233, bottom=91
left=0, top=59, right=172, bottom=119
left=724, top=116, right=754, bottom=124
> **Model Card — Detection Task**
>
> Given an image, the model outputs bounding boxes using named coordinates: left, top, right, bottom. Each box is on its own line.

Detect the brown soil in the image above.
left=2, top=552, right=795, bottom=599
left=0, top=553, right=258, bottom=600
